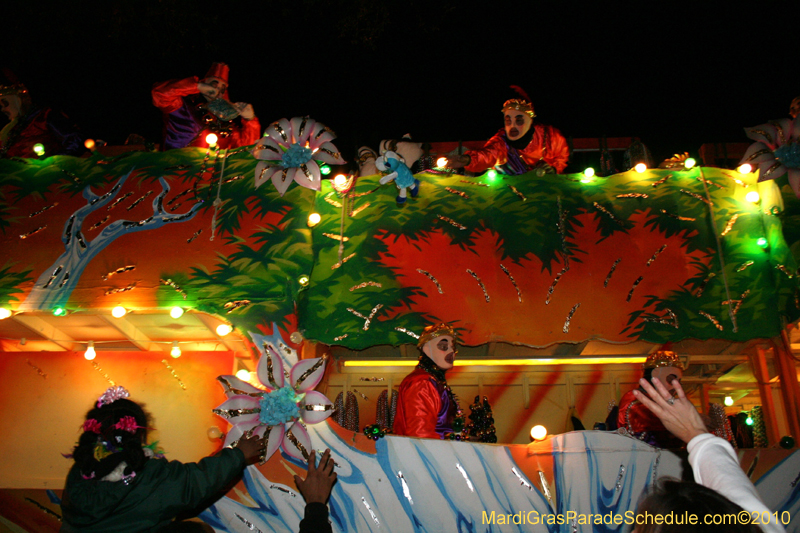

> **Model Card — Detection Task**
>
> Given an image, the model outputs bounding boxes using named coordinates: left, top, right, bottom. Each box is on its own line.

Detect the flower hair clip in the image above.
left=113, top=416, right=144, bottom=434
left=83, top=419, right=103, bottom=434
left=97, top=386, right=130, bottom=407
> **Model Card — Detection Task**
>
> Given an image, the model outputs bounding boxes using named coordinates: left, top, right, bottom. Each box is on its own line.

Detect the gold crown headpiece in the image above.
left=502, top=99, right=535, bottom=118
left=0, top=84, right=27, bottom=98
left=643, top=350, right=684, bottom=370
left=417, top=323, right=457, bottom=349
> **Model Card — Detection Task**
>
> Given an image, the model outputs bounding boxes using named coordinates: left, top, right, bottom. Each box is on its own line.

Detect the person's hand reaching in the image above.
left=633, top=377, right=708, bottom=444
left=294, top=449, right=337, bottom=504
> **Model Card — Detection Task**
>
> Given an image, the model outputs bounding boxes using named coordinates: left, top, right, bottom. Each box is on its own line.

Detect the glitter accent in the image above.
left=359, top=377, right=385, bottom=382
left=436, top=214, right=467, bottom=230
left=538, top=471, right=553, bottom=505
left=107, top=191, right=133, bottom=211
left=212, top=407, right=260, bottom=419
left=91, top=361, right=115, bottom=386
left=509, top=185, right=526, bottom=201
left=323, top=232, right=349, bottom=242
left=720, top=214, right=743, bottom=236
left=361, top=497, right=380, bottom=525
left=563, top=303, right=580, bottom=333
left=500, top=264, right=522, bottom=302
left=593, top=202, right=624, bottom=226
left=350, top=203, right=370, bottom=217
left=456, top=464, right=475, bottom=492
left=459, top=179, right=489, bottom=187
left=736, top=260, right=755, bottom=272
left=616, top=193, right=649, bottom=198
left=749, top=129, right=772, bottom=144
left=104, top=283, right=136, bottom=295
left=293, top=354, right=327, bottom=388
left=264, top=345, right=280, bottom=388
left=394, top=327, right=420, bottom=340
left=743, top=147, right=772, bottom=163
left=511, top=467, right=532, bottom=490
left=285, top=429, right=309, bottom=461
left=627, top=276, right=644, bottom=302
left=398, top=471, right=414, bottom=504
left=304, top=404, right=333, bottom=412
left=23, top=497, right=61, bottom=522
left=646, top=244, right=667, bottom=266
left=763, top=161, right=782, bottom=178
left=216, top=376, right=262, bottom=397
left=417, top=268, right=444, bottom=294
left=445, top=187, right=469, bottom=199
left=642, top=308, right=679, bottom=329
left=235, top=513, right=264, bottom=532
left=696, top=174, right=725, bottom=190
left=652, top=451, right=661, bottom=485
left=103, top=265, right=135, bottom=280
left=333, top=334, right=348, bottom=341
left=352, top=388, right=369, bottom=400
left=604, top=258, right=621, bottom=287
left=556, top=196, right=570, bottom=270
left=28, top=203, right=58, bottom=217
left=615, top=465, right=626, bottom=492
left=722, top=290, right=751, bottom=317
left=546, top=267, right=568, bottom=304
left=467, top=269, right=490, bottom=302
left=695, top=273, right=715, bottom=297
left=331, top=252, right=356, bottom=270
left=224, top=174, right=245, bottom=183
left=223, top=299, right=250, bottom=312
left=269, top=484, right=297, bottom=497
left=349, top=281, right=382, bottom=291
left=88, top=216, right=110, bottom=231
left=127, top=191, right=153, bottom=211
left=651, top=174, right=672, bottom=187
left=680, top=189, right=713, bottom=206
left=26, top=359, right=47, bottom=379
left=20, top=226, right=46, bottom=239
left=161, top=360, right=186, bottom=390
left=273, top=122, right=288, bottom=142
left=699, top=311, right=724, bottom=331
left=364, top=304, right=383, bottom=330
left=187, top=228, right=203, bottom=243
left=776, top=264, right=794, bottom=278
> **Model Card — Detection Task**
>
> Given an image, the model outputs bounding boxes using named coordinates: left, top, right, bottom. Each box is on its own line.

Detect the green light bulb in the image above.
left=757, top=237, right=768, bottom=248
left=33, top=143, right=45, bottom=156
left=487, top=169, right=497, bottom=180
left=53, top=306, right=66, bottom=316
left=745, top=416, right=754, bottom=426
left=320, top=165, right=331, bottom=175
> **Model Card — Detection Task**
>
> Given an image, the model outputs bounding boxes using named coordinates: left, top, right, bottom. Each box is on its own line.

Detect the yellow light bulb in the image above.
left=0, top=308, right=11, bottom=320
left=111, top=306, right=127, bottom=318
left=634, top=163, right=647, bottom=173
left=205, top=133, right=218, bottom=146
left=333, top=174, right=348, bottom=189
left=745, top=191, right=760, bottom=203
left=738, top=163, right=752, bottom=174
left=684, top=158, right=696, bottom=169
left=235, top=369, right=251, bottom=381
left=170, top=307, right=184, bottom=319
left=308, top=213, right=321, bottom=227
left=170, top=341, right=181, bottom=358
left=216, top=324, right=233, bottom=336
left=84, top=341, right=96, bottom=361
left=724, top=396, right=734, bottom=407
left=436, top=157, right=448, bottom=168
left=530, top=425, right=547, bottom=441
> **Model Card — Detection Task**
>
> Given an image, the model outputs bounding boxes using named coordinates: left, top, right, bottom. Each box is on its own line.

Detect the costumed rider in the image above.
left=393, top=324, right=466, bottom=440
left=152, top=62, right=260, bottom=150
left=0, top=84, right=85, bottom=159
left=447, top=85, right=569, bottom=175
left=617, top=349, right=685, bottom=448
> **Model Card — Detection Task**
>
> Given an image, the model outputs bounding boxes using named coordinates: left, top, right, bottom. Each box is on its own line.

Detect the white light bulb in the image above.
left=170, top=341, right=181, bottom=358
left=84, top=341, right=96, bottom=361
left=111, top=306, right=127, bottom=318
left=216, top=324, right=233, bottom=336
left=530, top=425, right=547, bottom=441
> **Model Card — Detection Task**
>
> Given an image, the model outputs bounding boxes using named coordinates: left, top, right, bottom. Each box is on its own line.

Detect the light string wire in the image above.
left=210, top=148, right=228, bottom=242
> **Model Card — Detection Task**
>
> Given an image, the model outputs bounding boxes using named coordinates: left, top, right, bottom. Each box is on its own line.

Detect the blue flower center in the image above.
left=281, top=143, right=312, bottom=169
left=258, top=386, right=303, bottom=426
left=775, top=143, right=800, bottom=169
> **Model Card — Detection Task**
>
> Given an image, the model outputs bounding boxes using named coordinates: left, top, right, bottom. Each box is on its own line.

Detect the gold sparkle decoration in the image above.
left=651, top=174, right=672, bottom=188
left=417, top=268, right=443, bottom=294
left=604, top=258, right=621, bottom=288
left=436, top=214, right=467, bottom=231
left=223, top=299, right=250, bottom=312
left=467, top=269, right=490, bottom=302
left=626, top=276, right=644, bottom=302
left=592, top=202, right=625, bottom=226
left=187, top=229, right=203, bottom=243
left=20, top=226, right=47, bottom=239
left=333, top=334, right=349, bottom=341
left=263, top=343, right=281, bottom=388
left=103, top=265, right=135, bottom=280
left=350, top=203, right=370, bottom=217
left=680, top=189, right=713, bottom=206
left=331, top=252, right=356, bottom=270
left=642, top=308, right=679, bottom=329
left=294, top=354, right=328, bottom=388
left=323, top=232, right=349, bottom=242
left=24, top=498, right=61, bottom=522
left=217, top=376, right=262, bottom=397
left=212, top=407, right=260, bottom=419
left=359, top=377, right=385, bottom=382
left=347, top=304, right=383, bottom=330
left=699, top=311, right=723, bottom=331
left=556, top=196, right=570, bottom=270
left=459, top=179, right=489, bottom=187
left=162, top=359, right=186, bottom=390
left=26, top=359, right=47, bottom=379
left=736, top=260, right=755, bottom=272
left=616, top=193, right=649, bottom=199
left=723, top=289, right=751, bottom=317
left=500, top=264, right=522, bottom=302
left=28, top=203, right=58, bottom=217
left=743, top=148, right=772, bottom=164
left=91, top=361, right=115, bottom=386
left=695, top=272, right=715, bottom=297
left=538, top=471, right=554, bottom=506
left=720, top=214, right=744, bottom=236
left=646, top=244, right=667, bottom=266
left=445, top=187, right=469, bottom=199
left=352, top=388, right=369, bottom=400
left=107, top=191, right=133, bottom=211
left=659, top=209, right=695, bottom=222
left=695, top=174, right=725, bottom=190
left=160, top=278, right=188, bottom=300
left=104, top=283, right=136, bottom=296
left=545, top=267, right=568, bottom=305
left=562, top=303, right=580, bottom=333
left=349, top=281, right=382, bottom=291
left=509, top=185, right=526, bottom=201
left=395, top=327, right=420, bottom=340
left=775, top=264, right=794, bottom=278
left=88, top=216, right=110, bottom=231
left=285, top=429, right=310, bottom=461
left=127, top=190, right=154, bottom=211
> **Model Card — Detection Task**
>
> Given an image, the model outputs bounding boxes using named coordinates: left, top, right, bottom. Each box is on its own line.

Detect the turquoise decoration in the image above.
left=258, top=387, right=303, bottom=425
left=281, top=143, right=312, bottom=169
left=775, top=144, right=800, bottom=168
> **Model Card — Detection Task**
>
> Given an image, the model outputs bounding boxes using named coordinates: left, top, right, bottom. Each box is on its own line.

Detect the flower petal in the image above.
left=308, top=121, right=335, bottom=149
left=300, top=391, right=334, bottom=424
left=757, top=161, right=787, bottom=182
left=282, top=422, right=311, bottom=461
left=292, top=161, right=321, bottom=191
left=788, top=169, right=800, bottom=198
left=216, top=375, right=262, bottom=395
left=257, top=342, right=285, bottom=389
left=744, top=122, right=779, bottom=148
left=290, top=116, right=315, bottom=146
left=255, top=162, right=279, bottom=189
left=263, top=424, right=285, bottom=462
left=266, top=119, right=292, bottom=146
left=740, top=142, right=774, bottom=167
left=270, top=167, right=294, bottom=196
left=313, top=141, right=346, bottom=165
left=223, top=420, right=258, bottom=448
left=253, top=137, right=283, bottom=161
left=215, top=394, right=259, bottom=411
left=291, top=357, right=327, bottom=392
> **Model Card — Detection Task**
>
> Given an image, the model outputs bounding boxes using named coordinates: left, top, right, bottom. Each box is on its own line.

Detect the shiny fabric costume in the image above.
left=393, top=364, right=456, bottom=439
left=0, top=107, right=84, bottom=158
left=617, top=389, right=683, bottom=448
left=464, top=124, right=569, bottom=175
left=151, top=76, right=260, bottom=150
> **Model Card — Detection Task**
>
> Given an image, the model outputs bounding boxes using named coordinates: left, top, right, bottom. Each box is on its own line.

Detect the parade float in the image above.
left=1, top=113, right=800, bottom=531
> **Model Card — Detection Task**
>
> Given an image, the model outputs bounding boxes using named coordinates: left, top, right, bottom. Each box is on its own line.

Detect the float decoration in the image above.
left=741, top=115, right=800, bottom=195
left=252, top=117, right=346, bottom=195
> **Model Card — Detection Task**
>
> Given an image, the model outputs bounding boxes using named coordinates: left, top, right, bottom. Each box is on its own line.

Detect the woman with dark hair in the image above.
left=632, top=378, right=785, bottom=533
left=60, top=386, right=336, bottom=532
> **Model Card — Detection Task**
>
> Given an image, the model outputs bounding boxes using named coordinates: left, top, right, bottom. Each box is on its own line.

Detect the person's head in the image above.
left=643, top=350, right=684, bottom=392
left=790, top=95, right=800, bottom=119
left=71, top=386, right=151, bottom=480
left=0, top=85, right=30, bottom=121
left=634, top=479, right=761, bottom=532
left=201, top=62, right=230, bottom=101
left=501, top=85, right=536, bottom=141
left=418, top=323, right=457, bottom=370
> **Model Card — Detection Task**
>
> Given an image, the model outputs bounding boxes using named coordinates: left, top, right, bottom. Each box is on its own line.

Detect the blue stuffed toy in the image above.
left=376, top=150, right=420, bottom=204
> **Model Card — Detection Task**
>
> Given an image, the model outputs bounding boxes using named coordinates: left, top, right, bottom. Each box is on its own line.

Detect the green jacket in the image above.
left=60, top=447, right=245, bottom=532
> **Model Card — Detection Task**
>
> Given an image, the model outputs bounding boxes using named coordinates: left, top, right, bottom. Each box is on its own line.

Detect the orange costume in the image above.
left=464, top=124, right=570, bottom=175
left=392, top=366, right=457, bottom=439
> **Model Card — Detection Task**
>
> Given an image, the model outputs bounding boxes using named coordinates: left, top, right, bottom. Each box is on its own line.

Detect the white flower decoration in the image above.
left=741, top=116, right=800, bottom=195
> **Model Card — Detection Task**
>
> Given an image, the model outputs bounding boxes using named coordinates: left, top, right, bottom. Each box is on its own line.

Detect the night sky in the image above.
left=4, top=1, right=798, bottom=167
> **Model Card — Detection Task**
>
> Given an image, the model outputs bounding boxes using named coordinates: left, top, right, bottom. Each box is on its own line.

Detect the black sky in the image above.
left=4, top=1, right=799, bottom=166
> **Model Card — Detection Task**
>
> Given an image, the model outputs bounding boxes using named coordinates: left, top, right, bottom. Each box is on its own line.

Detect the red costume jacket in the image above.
left=465, top=124, right=569, bottom=175
left=392, top=367, right=456, bottom=439
left=617, top=389, right=683, bottom=448
left=151, top=76, right=260, bottom=150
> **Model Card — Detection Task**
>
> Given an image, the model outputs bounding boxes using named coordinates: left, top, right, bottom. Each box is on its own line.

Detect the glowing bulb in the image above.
left=530, top=425, right=547, bottom=441
left=583, top=167, right=595, bottom=178
left=320, top=165, right=331, bottom=175
left=684, top=158, right=696, bottom=169
left=53, top=306, right=67, bottom=317
left=170, top=341, right=181, bottom=358
left=487, top=169, right=498, bottom=181
left=436, top=157, right=448, bottom=168
left=738, top=163, right=752, bottom=174
left=205, top=133, right=218, bottom=146
left=333, top=174, right=348, bottom=190
left=33, top=143, right=45, bottom=156
left=0, top=308, right=11, bottom=320
left=235, top=369, right=251, bottom=381
left=216, top=324, right=233, bottom=336
left=84, top=341, right=96, bottom=361
left=745, top=416, right=754, bottom=426
left=207, top=426, right=223, bottom=439
left=298, top=274, right=310, bottom=287
left=745, top=191, right=760, bottom=203
left=634, top=163, right=647, bottom=173
left=308, top=212, right=321, bottom=227
left=757, top=237, right=768, bottom=248
left=724, top=396, right=734, bottom=407
left=84, top=139, right=96, bottom=150
left=170, top=306, right=184, bottom=319
left=111, top=306, right=127, bottom=318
